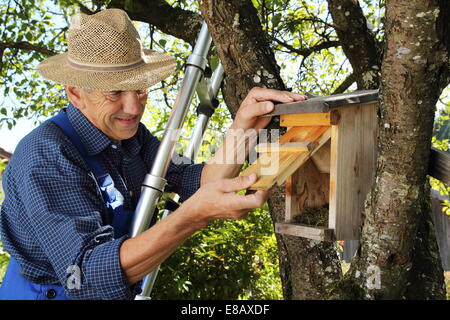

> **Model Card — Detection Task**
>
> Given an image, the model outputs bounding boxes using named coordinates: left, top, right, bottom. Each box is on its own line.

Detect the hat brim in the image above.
left=37, top=49, right=176, bottom=91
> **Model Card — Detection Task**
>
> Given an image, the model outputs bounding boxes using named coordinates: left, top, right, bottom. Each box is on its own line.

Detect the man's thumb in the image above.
left=221, top=173, right=258, bottom=192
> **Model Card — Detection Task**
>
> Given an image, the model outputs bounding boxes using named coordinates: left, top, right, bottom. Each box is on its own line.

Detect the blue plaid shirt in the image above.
left=0, top=103, right=204, bottom=300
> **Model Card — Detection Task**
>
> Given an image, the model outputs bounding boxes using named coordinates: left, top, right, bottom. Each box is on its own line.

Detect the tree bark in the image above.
left=108, top=0, right=202, bottom=46
left=326, top=0, right=382, bottom=89
left=339, top=0, right=448, bottom=299
left=199, top=0, right=343, bottom=300
left=199, top=0, right=285, bottom=114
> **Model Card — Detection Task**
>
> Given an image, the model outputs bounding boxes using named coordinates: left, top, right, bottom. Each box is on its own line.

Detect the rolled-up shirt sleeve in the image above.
left=22, top=162, right=137, bottom=300
left=141, top=128, right=205, bottom=202
left=166, top=155, right=205, bottom=201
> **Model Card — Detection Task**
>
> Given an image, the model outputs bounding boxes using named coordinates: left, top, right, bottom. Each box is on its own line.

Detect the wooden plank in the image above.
left=285, top=175, right=297, bottom=223
left=279, top=125, right=328, bottom=143
left=242, top=126, right=322, bottom=180
left=311, top=140, right=331, bottom=173
left=242, top=126, right=331, bottom=190
left=275, top=128, right=331, bottom=186
left=262, top=90, right=379, bottom=116
left=281, top=112, right=332, bottom=127
left=430, top=190, right=450, bottom=271
left=241, top=149, right=298, bottom=182
left=280, top=111, right=341, bottom=127
left=255, top=142, right=312, bottom=153
left=429, top=148, right=450, bottom=185
left=275, top=222, right=335, bottom=241
left=329, top=103, right=377, bottom=240
left=285, top=158, right=329, bottom=222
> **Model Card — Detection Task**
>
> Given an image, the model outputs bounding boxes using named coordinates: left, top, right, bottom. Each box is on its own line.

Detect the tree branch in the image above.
left=332, top=73, right=356, bottom=94
left=0, top=48, right=4, bottom=76
left=0, top=147, right=13, bottom=160
left=437, top=0, right=450, bottom=89
left=72, top=0, right=95, bottom=14
left=108, top=0, right=202, bottom=46
left=270, top=36, right=340, bottom=58
left=199, top=0, right=286, bottom=114
left=0, top=41, right=55, bottom=56
left=326, top=0, right=382, bottom=89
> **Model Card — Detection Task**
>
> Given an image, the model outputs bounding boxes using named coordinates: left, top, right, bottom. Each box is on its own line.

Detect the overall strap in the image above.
left=50, top=110, right=132, bottom=238
left=0, top=109, right=134, bottom=301
left=50, top=111, right=105, bottom=179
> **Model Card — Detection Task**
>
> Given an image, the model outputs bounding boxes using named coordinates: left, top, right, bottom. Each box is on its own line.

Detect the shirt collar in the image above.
left=66, top=103, right=142, bottom=157
left=121, top=130, right=142, bottom=158
left=66, top=103, right=113, bottom=156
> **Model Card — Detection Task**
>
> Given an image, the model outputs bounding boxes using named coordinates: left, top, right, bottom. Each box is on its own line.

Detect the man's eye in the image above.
left=110, top=91, right=122, bottom=96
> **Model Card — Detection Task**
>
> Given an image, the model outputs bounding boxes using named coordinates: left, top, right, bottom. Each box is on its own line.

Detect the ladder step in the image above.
left=255, top=142, right=312, bottom=153
left=275, top=222, right=335, bottom=241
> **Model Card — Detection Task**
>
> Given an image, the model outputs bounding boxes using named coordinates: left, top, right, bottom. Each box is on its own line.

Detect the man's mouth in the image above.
left=116, top=115, right=139, bottom=125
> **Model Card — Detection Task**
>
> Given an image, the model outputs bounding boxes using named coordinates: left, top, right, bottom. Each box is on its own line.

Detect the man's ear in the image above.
left=64, top=86, right=85, bottom=109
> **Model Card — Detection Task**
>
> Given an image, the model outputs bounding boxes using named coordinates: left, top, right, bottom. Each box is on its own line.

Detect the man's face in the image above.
left=71, top=88, right=148, bottom=143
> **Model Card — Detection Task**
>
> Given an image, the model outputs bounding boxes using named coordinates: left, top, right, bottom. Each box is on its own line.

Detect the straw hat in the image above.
left=37, top=9, right=176, bottom=91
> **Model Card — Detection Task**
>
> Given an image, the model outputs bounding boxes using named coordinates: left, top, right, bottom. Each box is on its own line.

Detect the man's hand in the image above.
left=231, top=87, right=307, bottom=131
left=120, top=173, right=268, bottom=285
left=200, top=88, right=307, bottom=185
left=183, top=173, right=269, bottom=226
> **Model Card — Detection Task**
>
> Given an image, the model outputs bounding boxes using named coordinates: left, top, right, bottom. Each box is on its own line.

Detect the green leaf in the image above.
left=272, top=13, right=282, bottom=29
left=159, top=39, right=167, bottom=48
left=124, top=0, right=134, bottom=11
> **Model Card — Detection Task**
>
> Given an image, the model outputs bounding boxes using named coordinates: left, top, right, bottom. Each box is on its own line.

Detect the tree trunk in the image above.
left=199, top=0, right=343, bottom=299
left=338, top=0, right=448, bottom=299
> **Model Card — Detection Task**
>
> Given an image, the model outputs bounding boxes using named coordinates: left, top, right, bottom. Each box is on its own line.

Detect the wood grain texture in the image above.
left=242, top=126, right=331, bottom=190
left=255, top=142, right=312, bottom=153
left=275, top=222, right=335, bottom=241
left=311, top=140, right=331, bottom=174
left=275, top=128, right=331, bottom=187
left=329, top=103, right=377, bottom=240
left=285, top=159, right=330, bottom=222
left=281, top=112, right=332, bottom=127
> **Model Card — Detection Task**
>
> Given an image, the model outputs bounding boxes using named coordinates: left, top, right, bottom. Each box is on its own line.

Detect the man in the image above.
left=0, top=9, right=305, bottom=300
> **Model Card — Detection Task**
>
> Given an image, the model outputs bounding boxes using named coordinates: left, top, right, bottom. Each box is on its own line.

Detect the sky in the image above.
left=0, top=117, right=38, bottom=153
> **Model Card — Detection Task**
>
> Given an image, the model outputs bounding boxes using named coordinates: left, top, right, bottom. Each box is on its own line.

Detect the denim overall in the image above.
left=0, top=110, right=134, bottom=300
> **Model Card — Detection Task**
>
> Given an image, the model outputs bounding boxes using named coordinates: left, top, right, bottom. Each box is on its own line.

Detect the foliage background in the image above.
left=0, top=0, right=448, bottom=299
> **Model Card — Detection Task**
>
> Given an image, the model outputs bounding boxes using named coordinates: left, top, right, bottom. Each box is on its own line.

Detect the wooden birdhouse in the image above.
left=241, top=90, right=379, bottom=241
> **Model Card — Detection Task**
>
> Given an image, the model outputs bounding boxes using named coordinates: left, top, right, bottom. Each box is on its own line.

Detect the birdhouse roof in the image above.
left=266, top=89, right=379, bottom=116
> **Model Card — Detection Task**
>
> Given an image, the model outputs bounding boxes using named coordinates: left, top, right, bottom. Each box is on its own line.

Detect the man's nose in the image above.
left=121, top=91, right=145, bottom=114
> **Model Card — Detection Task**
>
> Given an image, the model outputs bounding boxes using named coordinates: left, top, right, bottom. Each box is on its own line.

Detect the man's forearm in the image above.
left=119, top=204, right=206, bottom=285
left=121, top=128, right=251, bottom=284
left=201, top=125, right=255, bottom=186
